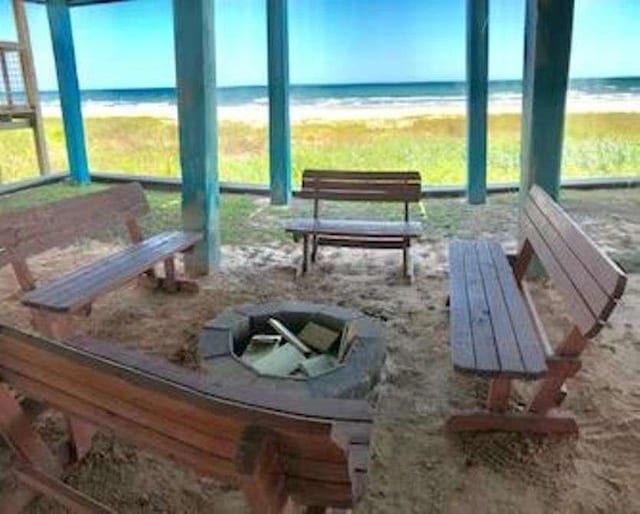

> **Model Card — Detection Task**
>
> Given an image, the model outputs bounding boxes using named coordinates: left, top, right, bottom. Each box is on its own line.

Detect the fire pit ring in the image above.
left=198, top=301, right=386, bottom=399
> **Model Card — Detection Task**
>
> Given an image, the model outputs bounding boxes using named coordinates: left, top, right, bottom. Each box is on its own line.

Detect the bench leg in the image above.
left=0, top=386, right=62, bottom=513
left=402, top=241, right=413, bottom=284
left=137, top=257, right=199, bottom=293
left=311, top=235, right=319, bottom=264
left=486, top=378, right=511, bottom=412
left=0, top=483, right=38, bottom=514
left=30, top=310, right=75, bottom=340
left=447, top=411, right=579, bottom=435
left=235, top=426, right=292, bottom=514
left=301, top=235, right=310, bottom=275
left=447, top=375, right=580, bottom=435
left=67, top=418, right=97, bottom=464
left=163, top=257, right=178, bottom=292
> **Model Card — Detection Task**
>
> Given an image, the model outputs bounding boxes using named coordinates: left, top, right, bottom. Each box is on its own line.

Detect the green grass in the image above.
left=1, top=112, right=639, bottom=185
left=0, top=183, right=280, bottom=246
left=2, top=184, right=638, bottom=262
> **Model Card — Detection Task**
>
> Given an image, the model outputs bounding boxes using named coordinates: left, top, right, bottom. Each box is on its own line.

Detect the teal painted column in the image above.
left=267, top=0, right=292, bottom=205
left=466, top=0, right=489, bottom=204
left=46, top=0, right=90, bottom=184
left=173, top=0, right=220, bottom=274
left=520, top=0, right=575, bottom=201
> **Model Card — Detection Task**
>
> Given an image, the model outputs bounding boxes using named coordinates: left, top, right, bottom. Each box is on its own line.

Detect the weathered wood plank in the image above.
left=0, top=325, right=369, bottom=509
left=298, top=190, right=420, bottom=202
left=448, top=241, right=476, bottom=371
left=285, top=219, right=422, bottom=238
left=304, top=170, right=421, bottom=181
left=528, top=185, right=626, bottom=300
left=449, top=240, right=546, bottom=378
left=22, top=231, right=200, bottom=312
left=447, top=411, right=579, bottom=435
left=520, top=214, right=598, bottom=335
left=0, top=325, right=372, bottom=431
left=462, top=242, right=499, bottom=372
left=12, top=0, right=51, bottom=175
left=486, top=243, right=546, bottom=376
left=524, top=198, right=611, bottom=316
left=0, top=183, right=148, bottom=267
left=475, top=241, right=524, bottom=373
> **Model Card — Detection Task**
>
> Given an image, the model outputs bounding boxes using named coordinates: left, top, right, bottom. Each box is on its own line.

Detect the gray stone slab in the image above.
left=199, top=328, right=233, bottom=358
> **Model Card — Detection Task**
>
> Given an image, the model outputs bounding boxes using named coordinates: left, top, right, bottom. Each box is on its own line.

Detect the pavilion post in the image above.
left=466, top=0, right=489, bottom=205
left=173, top=0, right=220, bottom=274
left=267, top=0, right=292, bottom=205
left=520, top=0, right=575, bottom=201
left=46, top=0, right=90, bottom=184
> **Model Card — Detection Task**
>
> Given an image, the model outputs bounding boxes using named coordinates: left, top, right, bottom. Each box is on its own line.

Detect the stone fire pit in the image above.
left=198, top=301, right=385, bottom=399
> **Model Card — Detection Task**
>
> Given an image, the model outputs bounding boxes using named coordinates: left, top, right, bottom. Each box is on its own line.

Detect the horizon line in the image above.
left=36, top=75, right=640, bottom=94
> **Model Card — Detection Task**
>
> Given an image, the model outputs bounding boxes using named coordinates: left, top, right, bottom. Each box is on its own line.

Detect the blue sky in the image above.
left=0, top=0, right=639, bottom=90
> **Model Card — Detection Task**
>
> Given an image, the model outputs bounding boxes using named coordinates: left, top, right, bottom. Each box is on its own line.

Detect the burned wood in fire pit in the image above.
left=244, top=318, right=343, bottom=378
left=198, top=302, right=386, bottom=399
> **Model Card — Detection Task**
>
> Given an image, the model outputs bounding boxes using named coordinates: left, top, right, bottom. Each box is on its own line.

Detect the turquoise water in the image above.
left=32, top=77, right=640, bottom=112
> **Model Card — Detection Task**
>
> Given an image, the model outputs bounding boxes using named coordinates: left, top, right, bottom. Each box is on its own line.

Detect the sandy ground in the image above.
left=41, top=93, right=640, bottom=123
left=0, top=196, right=638, bottom=513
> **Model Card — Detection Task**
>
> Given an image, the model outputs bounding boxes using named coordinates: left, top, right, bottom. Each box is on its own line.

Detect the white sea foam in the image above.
left=39, top=90, right=640, bottom=123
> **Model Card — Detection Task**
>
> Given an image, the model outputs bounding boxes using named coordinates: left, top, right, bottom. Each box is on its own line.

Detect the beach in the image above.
left=39, top=87, right=640, bottom=122
left=2, top=79, right=640, bottom=185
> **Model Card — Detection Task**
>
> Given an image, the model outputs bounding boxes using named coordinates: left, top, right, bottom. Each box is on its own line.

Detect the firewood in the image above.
left=300, top=354, right=338, bottom=377
left=252, top=343, right=306, bottom=376
left=267, top=319, right=312, bottom=356
left=297, top=322, right=340, bottom=353
left=338, top=322, right=359, bottom=362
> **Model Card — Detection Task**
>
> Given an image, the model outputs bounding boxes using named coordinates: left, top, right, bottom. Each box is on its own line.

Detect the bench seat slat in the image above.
left=448, top=242, right=476, bottom=370
left=486, top=243, right=547, bottom=376
left=285, top=219, right=422, bottom=238
left=476, top=242, right=525, bottom=374
left=461, top=242, right=500, bottom=372
left=22, top=231, right=201, bottom=313
left=449, top=240, right=547, bottom=379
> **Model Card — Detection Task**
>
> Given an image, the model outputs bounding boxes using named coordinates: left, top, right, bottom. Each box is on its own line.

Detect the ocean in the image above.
left=36, top=77, right=640, bottom=118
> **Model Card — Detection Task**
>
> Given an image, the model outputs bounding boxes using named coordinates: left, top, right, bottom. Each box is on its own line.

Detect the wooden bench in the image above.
left=0, top=183, right=201, bottom=339
left=0, top=324, right=373, bottom=513
left=447, top=185, right=627, bottom=435
left=285, top=170, right=423, bottom=281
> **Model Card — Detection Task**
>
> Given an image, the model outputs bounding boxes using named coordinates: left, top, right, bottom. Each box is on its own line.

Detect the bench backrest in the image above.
left=0, top=183, right=148, bottom=268
left=300, top=170, right=422, bottom=219
left=0, top=324, right=371, bottom=507
left=519, top=185, right=627, bottom=338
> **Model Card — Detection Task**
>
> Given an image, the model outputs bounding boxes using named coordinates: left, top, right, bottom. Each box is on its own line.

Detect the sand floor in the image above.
left=0, top=195, right=638, bottom=513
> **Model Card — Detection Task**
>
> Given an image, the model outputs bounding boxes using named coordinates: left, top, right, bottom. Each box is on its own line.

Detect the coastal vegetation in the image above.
left=1, top=112, right=639, bottom=185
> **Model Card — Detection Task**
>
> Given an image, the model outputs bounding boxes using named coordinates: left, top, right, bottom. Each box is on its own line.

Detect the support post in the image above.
left=520, top=0, right=575, bottom=201
left=173, top=0, right=220, bottom=274
left=466, top=0, right=489, bottom=205
left=267, top=0, right=292, bottom=205
left=46, top=0, right=89, bottom=184
left=13, top=0, right=50, bottom=176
